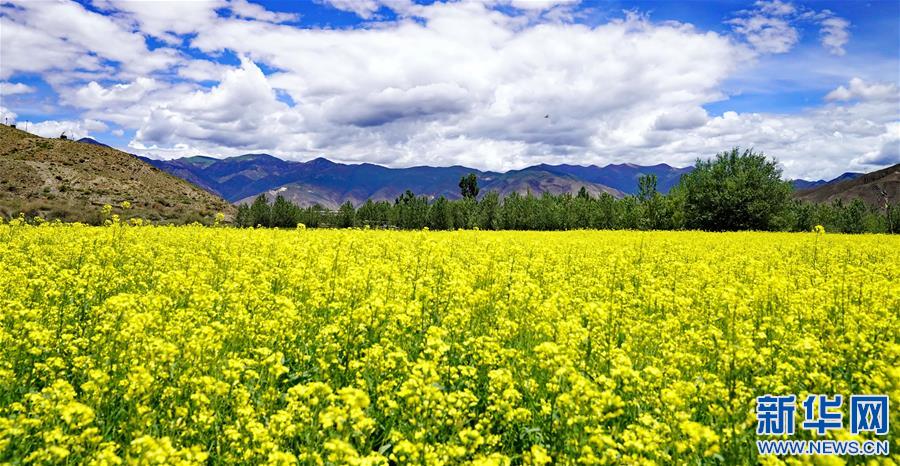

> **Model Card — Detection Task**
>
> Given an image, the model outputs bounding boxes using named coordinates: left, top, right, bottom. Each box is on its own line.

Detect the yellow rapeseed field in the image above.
left=0, top=222, right=897, bottom=465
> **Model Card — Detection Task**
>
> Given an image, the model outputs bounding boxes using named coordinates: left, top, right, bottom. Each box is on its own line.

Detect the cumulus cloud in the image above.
left=0, top=1, right=180, bottom=81
left=131, top=6, right=740, bottom=169
left=69, top=78, right=161, bottom=109
left=654, top=108, right=710, bottom=131
left=133, top=59, right=308, bottom=152
left=0, top=81, right=36, bottom=96
left=853, top=122, right=900, bottom=166
left=26, top=119, right=108, bottom=140
left=0, top=0, right=895, bottom=180
left=825, top=78, right=898, bottom=103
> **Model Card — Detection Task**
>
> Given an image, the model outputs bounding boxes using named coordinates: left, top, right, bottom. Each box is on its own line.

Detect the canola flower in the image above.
left=0, top=222, right=897, bottom=465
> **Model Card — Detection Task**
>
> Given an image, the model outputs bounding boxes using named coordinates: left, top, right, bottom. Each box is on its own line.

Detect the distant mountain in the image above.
left=237, top=167, right=623, bottom=208
left=0, top=125, right=234, bottom=223
left=792, top=172, right=863, bottom=190
left=523, top=162, right=693, bottom=194
left=794, top=164, right=899, bottom=207
left=145, top=154, right=697, bottom=209
left=76, top=137, right=108, bottom=147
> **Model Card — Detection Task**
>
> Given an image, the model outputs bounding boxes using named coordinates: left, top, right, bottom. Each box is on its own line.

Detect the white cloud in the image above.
left=0, top=106, right=17, bottom=123
left=818, top=16, right=849, bottom=56
left=176, top=60, right=235, bottom=83
left=320, top=0, right=386, bottom=19
left=853, top=122, right=900, bottom=166
left=69, top=78, right=161, bottom=109
left=670, top=95, right=899, bottom=179
left=1, top=1, right=180, bottom=81
left=504, top=0, right=581, bottom=12
left=757, top=0, right=795, bottom=16
left=0, top=81, right=36, bottom=96
left=132, top=59, right=307, bottom=152
left=728, top=14, right=798, bottom=54
left=0, top=0, right=894, bottom=181
left=728, top=1, right=851, bottom=56
left=26, top=119, right=108, bottom=140
left=140, top=6, right=741, bottom=169
left=229, top=0, right=299, bottom=23
left=654, top=107, right=709, bottom=131
left=826, top=78, right=898, bottom=102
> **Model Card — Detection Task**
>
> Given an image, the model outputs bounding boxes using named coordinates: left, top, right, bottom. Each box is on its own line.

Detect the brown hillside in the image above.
left=794, top=163, right=900, bottom=208
left=0, top=125, right=234, bottom=223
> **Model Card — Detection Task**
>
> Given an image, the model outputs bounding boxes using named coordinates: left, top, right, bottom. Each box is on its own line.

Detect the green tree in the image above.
left=235, top=203, right=251, bottom=227
left=459, top=173, right=480, bottom=200
left=678, top=147, right=793, bottom=231
left=478, top=191, right=501, bottom=230
left=271, top=195, right=297, bottom=228
left=637, top=174, right=664, bottom=230
left=428, top=196, right=454, bottom=230
left=394, top=190, right=428, bottom=229
left=357, top=200, right=389, bottom=228
left=577, top=186, right=590, bottom=200
left=337, top=201, right=356, bottom=228
left=249, top=194, right=271, bottom=227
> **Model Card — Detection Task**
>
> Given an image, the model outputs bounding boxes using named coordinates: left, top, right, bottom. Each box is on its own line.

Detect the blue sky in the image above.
left=1, top=0, right=898, bottom=179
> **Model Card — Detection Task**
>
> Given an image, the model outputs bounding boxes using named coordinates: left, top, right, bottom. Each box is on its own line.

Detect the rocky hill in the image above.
left=794, top=163, right=899, bottom=207
left=0, top=125, right=234, bottom=223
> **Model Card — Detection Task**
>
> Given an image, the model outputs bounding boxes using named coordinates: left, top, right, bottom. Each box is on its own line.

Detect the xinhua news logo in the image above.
left=755, top=394, right=890, bottom=456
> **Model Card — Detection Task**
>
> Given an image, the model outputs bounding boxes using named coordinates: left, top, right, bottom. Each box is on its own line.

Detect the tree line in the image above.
left=235, top=148, right=899, bottom=233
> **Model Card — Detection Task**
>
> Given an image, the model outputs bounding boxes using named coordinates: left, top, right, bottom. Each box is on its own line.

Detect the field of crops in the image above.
left=0, top=223, right=897, bottom=465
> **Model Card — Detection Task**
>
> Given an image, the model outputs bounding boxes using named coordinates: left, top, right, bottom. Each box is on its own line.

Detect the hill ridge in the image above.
left=795, top=163, right=899, bottom=206
left=0, top=125, right=234, bottom=223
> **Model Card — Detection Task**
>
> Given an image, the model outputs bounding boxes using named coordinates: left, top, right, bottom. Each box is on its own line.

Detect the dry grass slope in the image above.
left=795, top=163, right=900, bottom=207
left=0, top=125, right=234, bottom=223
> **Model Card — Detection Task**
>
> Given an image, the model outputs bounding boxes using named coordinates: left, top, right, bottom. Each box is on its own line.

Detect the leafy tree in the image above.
left=235, top=203, right=251, bottom=227
left=637, top=174, right=664, bottom=230
left=839, top=199, right=868, bottom=233
left=577, top=186, right=590, bottom=200
left=428, top=196, right=454, bottom=230
left=887, top=203, right=900, bottom=234
left=459, top=173, right=479, bottom=200
left=249, top=194, right=271, bottom=227
left=637, top=174, right=658, bottom=203
left=337, top=201, right=356, bottom=228
left=394, top=190, right=428, bottom=229
left=678, top=147, right=792, bottom=231
left=271, top=195, right=298, bottom=228
left=357, top=199, right=390, bottom=228
left=478, top=191, right=501, bottom=230
left=299, top=205, right=326, bottom=228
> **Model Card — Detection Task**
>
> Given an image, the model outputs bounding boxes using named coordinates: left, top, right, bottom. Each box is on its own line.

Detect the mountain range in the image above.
left=791, top=172, right=863, bottom=190
left=4, top=125, right=893, bottom=220
left=144, top=152, right=882, bottom=209
left=142, top=154, right=696, bottom=209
